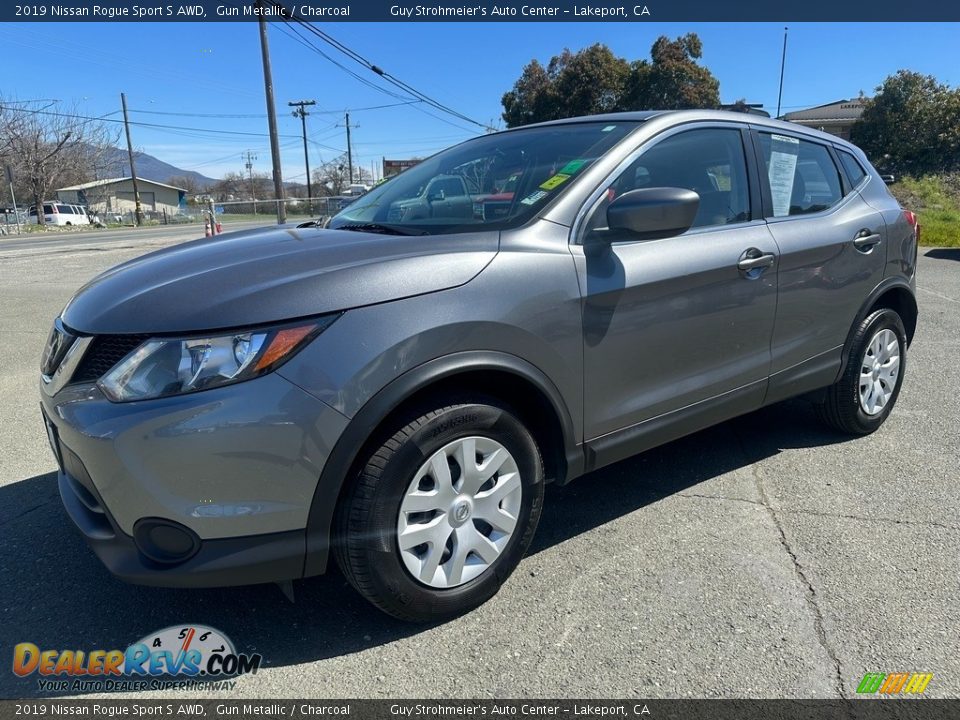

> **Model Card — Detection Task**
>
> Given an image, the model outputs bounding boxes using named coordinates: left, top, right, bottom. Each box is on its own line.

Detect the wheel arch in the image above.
left=303, top=351, right=582, bottom=577
left=838, top=279, right=917, bottom=378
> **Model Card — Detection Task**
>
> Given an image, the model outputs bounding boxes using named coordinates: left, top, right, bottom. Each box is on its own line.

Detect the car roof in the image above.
left=509, top=109, right=862, bottom=152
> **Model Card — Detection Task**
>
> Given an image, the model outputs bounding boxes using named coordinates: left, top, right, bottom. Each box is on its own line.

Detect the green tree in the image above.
left=501, top=59, right=556, bottom=128
left=501, top=35, right=719, bottom=128
left=851, top=70, right=960, bottom=174
left=624, top=34, right=720, bottom=110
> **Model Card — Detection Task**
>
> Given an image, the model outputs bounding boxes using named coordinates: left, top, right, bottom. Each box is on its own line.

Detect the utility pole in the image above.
left=257, top=1, right=286, bottom=224
left=345, top=111, right=353, bottom=185
left=243, top=150, right=257, bottom=213
left=5, top=164, right=20, bottom=235
left=120, top=92, right=144, bottom=226
left=288, top=99, right=316, bottom=207
left=776, top=26, right=789, bottom=119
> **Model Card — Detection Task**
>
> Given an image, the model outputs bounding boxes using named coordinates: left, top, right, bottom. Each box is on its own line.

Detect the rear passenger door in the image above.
left=752, top=129, right=886, bottom=402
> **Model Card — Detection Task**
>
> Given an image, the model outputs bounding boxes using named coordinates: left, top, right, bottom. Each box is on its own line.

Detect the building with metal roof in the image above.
left=55, top=177, right=187, bottom=221
left=782, top=99, right=867, bottom=140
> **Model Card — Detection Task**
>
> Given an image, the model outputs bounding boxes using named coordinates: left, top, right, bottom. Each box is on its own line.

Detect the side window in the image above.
left=758, top=133, right=844, bottom=217
left=586, top=128, right=751, bottom=236
left=838, top=150, right=867, bottom=188
left=56, top=204, right=74, bottom=214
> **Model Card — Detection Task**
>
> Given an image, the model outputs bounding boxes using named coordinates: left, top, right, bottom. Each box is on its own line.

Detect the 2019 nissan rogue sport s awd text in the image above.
left=40, top=111, right=918, bottom=621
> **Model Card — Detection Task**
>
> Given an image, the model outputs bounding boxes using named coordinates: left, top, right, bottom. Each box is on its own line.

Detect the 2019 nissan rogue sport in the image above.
left=40, top=111, right=918, bottom=621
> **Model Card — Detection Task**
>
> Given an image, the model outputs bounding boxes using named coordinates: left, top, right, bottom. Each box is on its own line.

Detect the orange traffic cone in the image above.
left=204, top=218, right=211, bottom=237
left=215, top=221, right=222, bottom=234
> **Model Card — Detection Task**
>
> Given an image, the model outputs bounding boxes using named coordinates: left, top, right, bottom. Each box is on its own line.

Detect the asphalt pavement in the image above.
left=0, top=231, right=957, bottom=699
left=0, top=220, right=273, bottom=255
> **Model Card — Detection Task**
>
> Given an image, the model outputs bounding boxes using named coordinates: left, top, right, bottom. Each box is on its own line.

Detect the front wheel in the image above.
left=815, top=308, right=907, bottom=435
left=334, top=401, right=544, bottom=622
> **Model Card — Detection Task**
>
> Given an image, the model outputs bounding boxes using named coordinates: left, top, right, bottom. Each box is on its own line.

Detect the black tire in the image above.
left=334, top=400, right=544, bottom=622
left=815, top=308, right=907, bottom=435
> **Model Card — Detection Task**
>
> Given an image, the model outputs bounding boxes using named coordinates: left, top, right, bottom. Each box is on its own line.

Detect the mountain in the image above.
left=103, top=147, right=218, bottom=189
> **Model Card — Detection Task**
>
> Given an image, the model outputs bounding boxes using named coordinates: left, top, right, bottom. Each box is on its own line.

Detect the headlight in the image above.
left=98, top=315, right=338, bottom=402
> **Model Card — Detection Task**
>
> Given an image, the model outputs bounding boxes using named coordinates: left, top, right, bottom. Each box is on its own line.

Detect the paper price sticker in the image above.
left=539, top=173, right=571, bottom=191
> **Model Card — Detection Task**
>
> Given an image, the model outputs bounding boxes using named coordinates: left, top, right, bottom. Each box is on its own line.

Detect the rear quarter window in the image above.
left=838, top=150, right=867, bottom=187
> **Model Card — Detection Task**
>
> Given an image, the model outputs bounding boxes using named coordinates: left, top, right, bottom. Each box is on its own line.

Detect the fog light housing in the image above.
left=133, top=518, right=201, bottom=565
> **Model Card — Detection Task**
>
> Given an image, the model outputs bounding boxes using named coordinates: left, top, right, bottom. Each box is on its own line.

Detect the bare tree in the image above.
left=312, top=156, right=350, bottom=196
left=312, top=153, right=373, bottom=196
left=210, top=172, right=246, bottom=202
left=0, top=99, right=119, bottom=224
left=168, top=174, right=203, bottom=196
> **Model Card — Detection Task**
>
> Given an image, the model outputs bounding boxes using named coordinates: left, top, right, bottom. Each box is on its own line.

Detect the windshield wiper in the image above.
left=335, top=222, right=429, bottom=236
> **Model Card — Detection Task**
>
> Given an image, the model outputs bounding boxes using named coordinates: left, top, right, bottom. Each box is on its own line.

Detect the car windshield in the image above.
left=329, top=121, right=640, bottom=235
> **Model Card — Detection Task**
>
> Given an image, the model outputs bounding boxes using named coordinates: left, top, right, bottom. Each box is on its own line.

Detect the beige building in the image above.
left=55, top=177, right=186, bottom=219
left=782, top=99, right=867, bottom=141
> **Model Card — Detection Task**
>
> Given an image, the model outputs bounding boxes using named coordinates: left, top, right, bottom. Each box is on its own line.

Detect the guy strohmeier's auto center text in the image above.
left=388, top=4, right=651, bottom=18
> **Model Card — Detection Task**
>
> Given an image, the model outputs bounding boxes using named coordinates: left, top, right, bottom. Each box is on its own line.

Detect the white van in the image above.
left=28, top=203, right=91, bottom=226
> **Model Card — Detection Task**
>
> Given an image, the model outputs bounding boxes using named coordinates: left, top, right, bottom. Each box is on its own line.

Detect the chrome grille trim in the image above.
left=41, top=335, right=93, bottom=397
left=40, top=319, right=75, bottom=376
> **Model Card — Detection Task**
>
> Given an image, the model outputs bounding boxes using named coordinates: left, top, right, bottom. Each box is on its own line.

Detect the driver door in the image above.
left=573, top=125, right=780, bottom=465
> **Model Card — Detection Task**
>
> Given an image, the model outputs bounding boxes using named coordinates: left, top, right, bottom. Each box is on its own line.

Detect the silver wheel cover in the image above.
left=859, top=328, right=900, bottom=416
left=397, top=436, right=522, bottom=589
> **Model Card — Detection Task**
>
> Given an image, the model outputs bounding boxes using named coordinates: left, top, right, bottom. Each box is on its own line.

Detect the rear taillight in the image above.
left=904, top=210, right=920, bottom=244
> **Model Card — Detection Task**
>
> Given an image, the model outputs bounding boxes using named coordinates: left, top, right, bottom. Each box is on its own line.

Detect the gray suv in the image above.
left=40, top=111, right=918, bottom=621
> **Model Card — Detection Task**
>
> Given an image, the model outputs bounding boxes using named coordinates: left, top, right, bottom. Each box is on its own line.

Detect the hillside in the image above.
left=102, top=146, right=217, bottom=189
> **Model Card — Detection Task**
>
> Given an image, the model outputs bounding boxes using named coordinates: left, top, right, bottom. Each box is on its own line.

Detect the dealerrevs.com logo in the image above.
left=12, top=625, right=262, bottom=693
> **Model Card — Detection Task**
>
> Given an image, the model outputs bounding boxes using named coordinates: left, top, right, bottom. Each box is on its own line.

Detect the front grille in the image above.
left=72, top=334, right=149, bottom=383
left=41, top=322, right=76, bottom=376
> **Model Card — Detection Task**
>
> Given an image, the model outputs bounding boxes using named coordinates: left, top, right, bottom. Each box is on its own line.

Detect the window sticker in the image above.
left=768, top=134, right=799, bottom=217
left=560, top=159, right=587, bottom=174
left=520, top=190, right=549, bottom=205
left=539, top=173, right=571, bottom=191
left=602, top=125, right=617, bottom=132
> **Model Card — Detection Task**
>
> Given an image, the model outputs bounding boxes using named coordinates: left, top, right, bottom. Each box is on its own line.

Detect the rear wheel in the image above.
left=815, top=308, right=907, bottom=435
left=334, top=401, right=544, bottom=622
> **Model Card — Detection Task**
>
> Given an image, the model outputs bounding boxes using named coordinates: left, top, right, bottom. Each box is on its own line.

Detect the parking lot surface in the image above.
left=0, top=232, right=957, bottom=699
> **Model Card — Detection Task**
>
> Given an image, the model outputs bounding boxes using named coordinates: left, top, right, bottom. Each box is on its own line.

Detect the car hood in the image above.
left=62, top=226, right=498, bottom=335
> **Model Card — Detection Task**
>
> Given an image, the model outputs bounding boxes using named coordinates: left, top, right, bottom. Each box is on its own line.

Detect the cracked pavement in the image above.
left=0, top=233, right=957, bottom=699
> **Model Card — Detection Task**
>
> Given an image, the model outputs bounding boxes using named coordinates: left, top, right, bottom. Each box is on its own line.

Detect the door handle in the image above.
left=737, top=252, right=775, bottom=272
left=854, top=231, right=882, bottom=251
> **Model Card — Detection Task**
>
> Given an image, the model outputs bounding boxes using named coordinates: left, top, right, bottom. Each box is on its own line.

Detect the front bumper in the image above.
left=41, top=373, right=349, bottom=587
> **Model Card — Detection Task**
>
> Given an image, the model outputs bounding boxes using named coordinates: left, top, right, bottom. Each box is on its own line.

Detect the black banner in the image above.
left=2, top=700, right=960, bottom=720
left=5, top=0, right=960, bottom=22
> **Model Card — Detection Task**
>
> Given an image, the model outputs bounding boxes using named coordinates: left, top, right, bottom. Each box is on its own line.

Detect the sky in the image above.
left=1, top=21, right=958, bottom=183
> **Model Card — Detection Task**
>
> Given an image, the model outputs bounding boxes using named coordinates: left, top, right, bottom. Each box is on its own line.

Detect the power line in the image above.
left=291, top=18, right=490, bottom=129
left=312, top=100, right=424, bottom=114
left=275, top=22, right=413, bottom=103
left=272, top=4, right=491, bottom=131
left=130, top=109, right=269, bottom=119
left=0, top=103, right=314, bottom=142
left=275, top=22, right=478, bottom=133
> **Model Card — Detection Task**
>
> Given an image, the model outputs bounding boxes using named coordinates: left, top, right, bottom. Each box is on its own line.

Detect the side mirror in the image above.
left=606, top=187, right=700, bottom=241
left=427, top=189, right=446, bottom=202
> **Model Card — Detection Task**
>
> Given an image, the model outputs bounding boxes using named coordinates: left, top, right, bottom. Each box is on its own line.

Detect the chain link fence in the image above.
left=200, top=196, right=354, bottom=226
